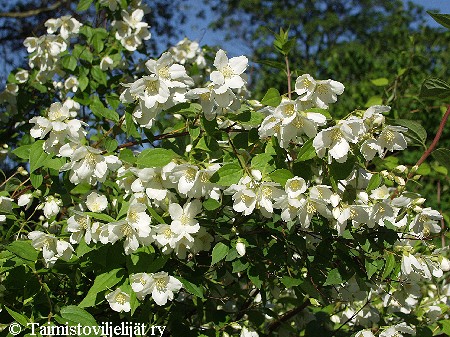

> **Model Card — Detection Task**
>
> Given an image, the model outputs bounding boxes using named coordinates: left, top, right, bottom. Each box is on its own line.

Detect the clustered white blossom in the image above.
left=1, top=3, right=446, bottom=333
left=112, top=8, right=151, bottom=51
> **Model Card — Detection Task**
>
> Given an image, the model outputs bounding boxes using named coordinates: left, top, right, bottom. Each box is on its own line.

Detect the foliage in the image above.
left=0, top=1, right=449, bottom=337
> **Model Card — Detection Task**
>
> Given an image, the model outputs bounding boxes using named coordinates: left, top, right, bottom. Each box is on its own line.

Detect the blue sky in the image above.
left=178, top=0, right=450, bottom=57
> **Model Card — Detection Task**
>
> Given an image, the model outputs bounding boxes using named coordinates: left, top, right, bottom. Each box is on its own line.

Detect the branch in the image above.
left=413, top=105, right=450, bottom=169
left=391, top=105, right=450, bottom=199
left=0, top=1, right=65, bottom=18
left=266, top=299, right=311, bottom=333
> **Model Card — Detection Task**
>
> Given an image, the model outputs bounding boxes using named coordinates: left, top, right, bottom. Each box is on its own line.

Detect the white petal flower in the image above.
left=148, top=272, right=182, bottom=306
left=106, top=288, right=131, bottom=312
left=169, top=200, right=201, bottom=241
left=28, top=231, right=73, bottom=267
left=210, top=49, right=248, bottom=91
left=240, top=327, right=259, bottom=337
left=86, top=192, right=108, bottom=212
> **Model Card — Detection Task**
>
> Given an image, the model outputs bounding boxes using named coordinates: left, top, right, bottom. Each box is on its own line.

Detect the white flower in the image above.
left=15, top=69, right=29, bottom=83
left=355, top=330, right=375, bottom=337
left=86, top=192, right=108, bottom=212
left=313, top=119, right=364, bottom=163
left=168, top=200, right=201, bottom=242
left=64, top=76, right=79, bottom=92
left=42, top=195, right=62, bottom=218
left=28, top=231, right=73, bottom=267
left=0, top=197, right=13, bottom=213
left=411, top=207, right=442, bottom=236
left=225, top=176, right=257, bottom=216
left=100, top=203, right=152, bottom=254
left=295, top=74, right=316, bottom=100
left=60, top=146, right=122, bottom=185
left=257, top=182, right=284, bottom=217
left=130, top=272, right=153, bottom=300
left=297, top=197, right=331, bottom=228
left=147, top=272, right=182, bottom=306
left=146, top=52, right=193, bottom=88
left=377, top=126, right=408, bottom=152
left=379, top=323, right=415, bottom=337
left=240, top=327, right=259, bottom=337
left=106, top=288, right=131, bottom=312
left=210, top=49, right=248, bottom=91
left=67, top=212, right=92, bottom=244
left=295, top=74, right=344, bottom=108
left=100, top=56, right=114, bottom=71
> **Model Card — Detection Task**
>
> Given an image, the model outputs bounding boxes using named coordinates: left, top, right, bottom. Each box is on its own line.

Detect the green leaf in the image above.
left=256, top=59, right=286, bottom=70
left=84, top=212, right=116, bottom=223
left=281, top=276, right=302, bottom=288
left=203, top=198, right=221, bottom=211
left=251, top=153, right=275, bottom=175
left=61, top=55, right=77, bottom=71
left=439, top=320, right=450, bottom=335
left=364, top=96, right=383, bottom=107
left=12, top=145, right=31, bottom=160
left=232, top=260, right=249, bottom=273
left=147, top=207, right=166, bottom=224
left=420, top=77, right=450, bottom=99
left=59, top=306, right=98, bottom=330
left=6, top=241, right=38, bottom=262
left=78, top=76, right=89, bottom=92
left=261, top=88, right=282, bottom=107
left=45, top=157, right=66, bottom=171
left=394, top=119, right=427, bottom=145
left=427, top=11, right=450, bottom=29
left=329, top=158, right=355, bottom=181
left=247, top=266, right=263, bottom=288
left=105, top=138, right=118, bottom=152
left=177, top=277, right=204, bottom=299
left=90, top=96, right=119, bottom=122
left=29, top=140, right=50, bottom=173
left=71, top=183, right=92, bottom=195
left=118, top=148, right=136, bottom=164
left=136, top=148, right=178, bottom=168
left=269, top=169, right=294, bottom=187
left=90, top=66, right=107, bottom=86
left=365, top=259, right=380, bottom=279
left=296, top=139, right=317, bottom=162
left=5, top=307, right=29, bottom=326
left=432, top=148, right=450, bottom=173
left=77, top=0, right=93, bottom=11
left=79, top=268, right=125, bottom=308
left=210, top=163, right=243, bottom=186
left=323, top=268, right=343, bottom=286
left=211, top=242, right=229, bottom=265
left=30, top=172, right=43, bottom=188
left=382, top=253, right=395, bottom=280
left=92, top=34, right=105, bottom=53
left=366, top=173, right=382, bottom=193
left=415, top=327, right=432, bottom=337
left=370, top=78, right=389, bottom=86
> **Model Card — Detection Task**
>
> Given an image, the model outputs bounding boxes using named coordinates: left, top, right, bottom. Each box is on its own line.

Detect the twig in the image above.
left=391, top=105, right=450, bottom=199
left=0, top=1, right=66, bottom=18
left=266, top=299, right=311, bottom=333
left=285, top=56, right=292, bottom=100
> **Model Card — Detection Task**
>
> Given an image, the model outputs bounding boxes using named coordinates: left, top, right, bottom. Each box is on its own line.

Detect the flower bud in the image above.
left=394, top=176, right=405, bottom=186
left=236, top=240, right=246, bottom=257
left=394, top=165, right=408, bottom=174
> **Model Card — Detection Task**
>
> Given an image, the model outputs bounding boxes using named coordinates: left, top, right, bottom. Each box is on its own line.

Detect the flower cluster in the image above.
left=1, top=3, right=447, bottom=335
left=112, top=8, right=151, bottom=51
